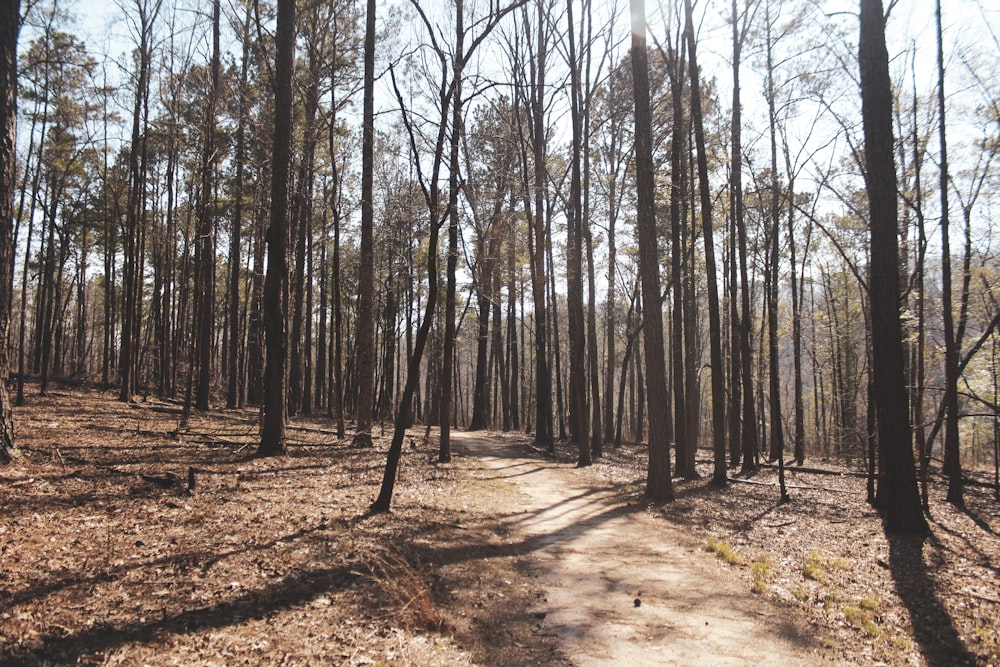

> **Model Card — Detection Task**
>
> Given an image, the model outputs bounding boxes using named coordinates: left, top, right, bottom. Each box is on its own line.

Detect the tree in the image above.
left=351, top=0, right=376, bottom=448
left=565, top=0, right=590, bottom=466
left=530, top=1, right=554, bottom=452
left=192, top=0, right=220, bottom=413
left=935, top=0, right=962, bottom=506
left=0, top=0, right=20, bottom=463
left=630, top=0, right=673, bottom=502
left=438, top=0, right=465, bottom=464
left=118, top=0, right=160, bottom=403
left=226, top=0, right=253, bottom=410
left=683, top=0, right=727, bottom=485
left=257, top=0, right=295, bottom=457
left=371, top=0, right=525, bottom=510
left=859, top=0, right=926, bottom=534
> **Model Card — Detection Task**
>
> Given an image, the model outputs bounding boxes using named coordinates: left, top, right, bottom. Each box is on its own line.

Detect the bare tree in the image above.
left=257, top=0, right=295, bottom=457
left=566, top=0, right=590, bottom=465
left=631, top=0, right=673, bottom=502
left=859, top=0, right=926, bottom=534
left=118, top=0, right=161, bottom=403
left=683, top=0, right=727, bottom=484
left=0, top=0, right=20, bottom=463
left=351, top=0, right=376, bottom=448
left=935, top=0, right=962, bottom=506
left=193, top=0, right=220, bottom=413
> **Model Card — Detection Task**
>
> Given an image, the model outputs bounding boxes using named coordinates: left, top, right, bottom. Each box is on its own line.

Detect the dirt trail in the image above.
left=453, top=431, right=845, bottom=666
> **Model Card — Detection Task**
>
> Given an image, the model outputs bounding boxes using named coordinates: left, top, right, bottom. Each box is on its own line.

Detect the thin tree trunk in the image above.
left=529, top=1, right=553, bottom=452
left=507, top=227, right=520, bottom=431
left=765, top=3, right=785, bottom=470
left=935, top=0, right=962, bottom=506
left=227, top=1, right=252, bottom=409
left=668, top=42, right=688, bottom=482
left=194, top=0, right=220, bottom=412
left=683, top=0, right=726, bottom=484
left=439, top=0, right=465, bottom=463
left=351, top=0, right=376, bottom=448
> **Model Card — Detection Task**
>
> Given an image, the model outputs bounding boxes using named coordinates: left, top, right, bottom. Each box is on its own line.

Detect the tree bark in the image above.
left=119, top=0, right=157, bottom=404
left=631, top=0, right=673, bottom=502
left=529, top=1, right=553, bottom=452
left=0, top=0, right=20, bottom=463
left=566, top=0, right=590, bottom=466
left=227, top=1, right=252, bottom=410
left=683, top=0, right=727, bottom=485
left=860, top=0, right=926, bottom=534
left=351, top=0, right=377, bottom=448
left=935, top=0, right=963, bottom=506
left=257, top=0, right=295, bottom=457
left=194, top=0, right=220, bottom=413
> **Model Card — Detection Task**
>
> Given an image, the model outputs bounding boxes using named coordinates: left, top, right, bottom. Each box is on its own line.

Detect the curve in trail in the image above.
left=452, top=431, right=846, bottom=667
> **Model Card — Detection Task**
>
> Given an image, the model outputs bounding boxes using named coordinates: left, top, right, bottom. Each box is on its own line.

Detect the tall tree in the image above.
left=667, top=38, right=688, bottom=483
left=193, top=0, right=221, bottom=412
left=727, top=0, right=751, bottom=468
left=630, top=0, right=673, bottom=502
left=935, top=0, right=962, bottom=506
left=580, top=0, right=602, bottom=458
left=257, top=0, right=295, bottom=456
left=439, top=0, right=465, bottom=463
left=372, top=0, right=525, bottom=510
left=566, top=0, right=590, bottom=465
left=227, top=0, right=253, bottom=409
left=764, top=0, right=784, bottom=465
left=859, top=0, right=926, bottom=534
left=352, top=0, right=376, bottom=448
left=118, top=0, right=160, bottom=403
left=683, top=0, right=727, bottom=484
left=527, top=0, right=554, bottom=452
left=0, top=0, right=20, bottom=463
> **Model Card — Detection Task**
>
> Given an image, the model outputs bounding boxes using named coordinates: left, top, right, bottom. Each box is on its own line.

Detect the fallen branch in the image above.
left=727, top=477, right=854, bottom=494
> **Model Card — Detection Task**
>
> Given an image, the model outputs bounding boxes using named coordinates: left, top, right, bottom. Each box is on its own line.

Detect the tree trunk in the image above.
left=631, top=0, right=673, bottom=502
left=566, top=0, right=590, bottom=466
left=860, top=0, right=926, bottom=534
left=227, top=1, right=251, bottom=410
left=507, top=227, right=520, bottom=431
left=119, top=2, right=155, bottom=403
left=194, top=0, right=220, bottom=413
left=667, top=42, right=688, bottom=482
left=935, top=0, right=962, bottom=506
left=351, top=0, right=377, bottom=448
left=765, top=4, right=784, bottom=468
left=257, top=0, right=295, bottom=457
left=530, top=1, right=553, bottom=452
left=439, top=0, right=465, bottom=463
left=728, top=0, right=744, bottom=468
left=582, top=26, right=602, bottom=457
left=0, top=0, right=20, bottom=462
left=684, top=0, right=727, bottom=485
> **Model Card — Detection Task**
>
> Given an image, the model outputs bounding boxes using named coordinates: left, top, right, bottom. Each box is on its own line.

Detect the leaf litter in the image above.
left=1, top=385, right=998, bottom=665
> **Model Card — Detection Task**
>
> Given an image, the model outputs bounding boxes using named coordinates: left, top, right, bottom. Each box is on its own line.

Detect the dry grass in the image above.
left=366, top=547, right=450, bottom=633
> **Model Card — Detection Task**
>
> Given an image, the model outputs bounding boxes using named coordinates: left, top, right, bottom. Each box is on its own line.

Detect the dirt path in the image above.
left=453, top=431, right=845, bottom=666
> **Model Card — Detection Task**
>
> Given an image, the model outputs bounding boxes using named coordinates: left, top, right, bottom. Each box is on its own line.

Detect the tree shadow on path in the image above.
left=888, top=533, right=977, bottom=667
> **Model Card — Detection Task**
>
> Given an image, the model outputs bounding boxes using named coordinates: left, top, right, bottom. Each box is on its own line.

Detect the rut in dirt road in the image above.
left=453, top=431, right=846, bottom=667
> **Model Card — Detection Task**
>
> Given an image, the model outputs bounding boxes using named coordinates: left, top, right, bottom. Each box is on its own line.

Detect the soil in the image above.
left=1, top=385, right=998, bottom=666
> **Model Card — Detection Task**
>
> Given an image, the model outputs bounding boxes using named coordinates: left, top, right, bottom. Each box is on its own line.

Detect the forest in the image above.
left=0, top=0, right=999, bottom=664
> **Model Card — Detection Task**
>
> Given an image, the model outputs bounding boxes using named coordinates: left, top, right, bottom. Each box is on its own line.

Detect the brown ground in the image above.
left=1, top=385, right=998, bottom=665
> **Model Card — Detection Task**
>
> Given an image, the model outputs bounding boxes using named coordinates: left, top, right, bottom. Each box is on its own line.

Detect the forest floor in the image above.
left=0, top=385, right=998, bottom=666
